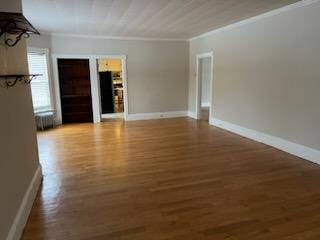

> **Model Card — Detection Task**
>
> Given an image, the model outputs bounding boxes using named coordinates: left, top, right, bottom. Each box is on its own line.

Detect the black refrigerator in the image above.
left=99, top=71, right=114, bottom=114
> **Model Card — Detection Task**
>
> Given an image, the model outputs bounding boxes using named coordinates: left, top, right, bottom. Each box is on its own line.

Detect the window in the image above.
left=27, top=50, right=52, bottom=112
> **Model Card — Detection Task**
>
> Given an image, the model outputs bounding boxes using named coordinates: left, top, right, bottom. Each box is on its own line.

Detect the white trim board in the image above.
left=101, top=113, right=124, bottom=119
left=189, top=0, right=320, bottom=41
left=127, top=111, right=188, bottom=121
left=51, top=54, right=129, bottom=124
left=201, top=102, right=210, bottom=108
left=210, top=118, right=320, bottom=165
left=95, top=55, right=129, bottom=121
left=43, top=32, right=187, bottom=42
left=188, top=111, right=197, bottom=119
left=195, top=52, right=214, bottom=120
left=6, top=166, right=42, bottom=240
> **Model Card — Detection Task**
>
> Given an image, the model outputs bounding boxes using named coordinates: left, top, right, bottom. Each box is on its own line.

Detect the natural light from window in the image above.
left=27, top=52, right=51, bottom=112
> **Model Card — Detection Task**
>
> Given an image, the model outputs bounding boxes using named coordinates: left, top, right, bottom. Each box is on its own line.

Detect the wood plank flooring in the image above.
left=22, top=118, right=320, bottom=240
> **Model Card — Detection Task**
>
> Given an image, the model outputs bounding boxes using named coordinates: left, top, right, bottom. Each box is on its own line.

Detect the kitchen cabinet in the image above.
left=98, top=59, right=122, bottom=72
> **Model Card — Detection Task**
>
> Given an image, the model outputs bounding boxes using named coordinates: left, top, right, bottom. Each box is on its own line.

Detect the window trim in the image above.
left=27, top=47, right=55, bottom=113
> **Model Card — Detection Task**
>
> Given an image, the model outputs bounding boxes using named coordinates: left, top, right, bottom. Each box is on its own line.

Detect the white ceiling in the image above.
left=22, top=0, right=301, bottom=40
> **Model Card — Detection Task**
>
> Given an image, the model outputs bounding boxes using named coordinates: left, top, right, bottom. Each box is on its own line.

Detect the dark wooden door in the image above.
left=57, top=59, right=93, bottom=123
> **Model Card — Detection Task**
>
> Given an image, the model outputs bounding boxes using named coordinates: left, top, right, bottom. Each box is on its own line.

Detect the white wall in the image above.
left=0, top=1, right=41, bottom=239
left=28, top=34, right=189, bottom=115
left=189, top=0, right=320, bottom=150
left=200, top=57, right=211, bottom=106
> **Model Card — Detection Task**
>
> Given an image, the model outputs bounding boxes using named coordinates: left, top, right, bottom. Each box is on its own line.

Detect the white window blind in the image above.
left=27, top=52, right=51, bottom=112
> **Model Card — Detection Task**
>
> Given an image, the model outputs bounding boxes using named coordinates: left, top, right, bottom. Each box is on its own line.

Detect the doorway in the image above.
left=97, top=58, right=126, bottom=120
left=57, top=59, right=93, bottom=123
left=52, top=54, right=128, bottom=124
left=196, top=52, right=213, bottom=122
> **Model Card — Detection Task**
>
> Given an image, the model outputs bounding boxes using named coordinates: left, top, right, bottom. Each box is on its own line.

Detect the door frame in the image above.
left=96, top=55, right=128, bottom=121
left=52, top=54, right=128, bottom=124
left=195, top=52, right=214, bottom=120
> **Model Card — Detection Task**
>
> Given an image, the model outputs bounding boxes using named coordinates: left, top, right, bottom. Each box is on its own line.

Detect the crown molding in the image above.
left=189, top=0, right=320, bottom=41
left=40, top=31, right=188, bottom=42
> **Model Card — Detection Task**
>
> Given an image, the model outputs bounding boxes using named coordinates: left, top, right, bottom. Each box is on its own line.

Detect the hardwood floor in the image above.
left=22, top=118, right=320, bottom=240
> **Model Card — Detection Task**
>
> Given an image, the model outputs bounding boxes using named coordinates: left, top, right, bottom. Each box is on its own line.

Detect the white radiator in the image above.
left=35, top=111, right=55, bottom=130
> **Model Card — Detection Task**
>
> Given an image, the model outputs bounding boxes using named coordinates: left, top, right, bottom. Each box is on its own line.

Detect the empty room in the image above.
left=1, top=0, right=320, bottom=239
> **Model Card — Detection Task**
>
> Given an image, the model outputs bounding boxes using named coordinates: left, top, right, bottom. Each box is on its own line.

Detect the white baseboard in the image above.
left=210, top=118, right=320, bottom=165
left=201, top=102, right=210, bottom=108
left=187, top=111, right=197, bottom=119
left=127, top=111, right=188, bottom=121
left=6, top=165, right=43, bottom=240
left=101, top=113, right=124, bottom=119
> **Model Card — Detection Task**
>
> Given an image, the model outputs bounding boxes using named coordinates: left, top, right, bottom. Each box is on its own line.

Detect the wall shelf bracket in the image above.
left=0, top=12, right=40, bottom=47
left=0, top=74, right=41, bottom=88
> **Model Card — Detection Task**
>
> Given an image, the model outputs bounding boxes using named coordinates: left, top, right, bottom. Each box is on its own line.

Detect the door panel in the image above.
left=57, top=59, right=93, bottom=123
